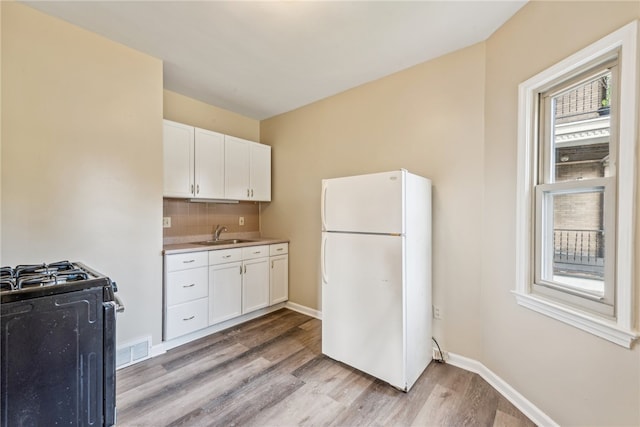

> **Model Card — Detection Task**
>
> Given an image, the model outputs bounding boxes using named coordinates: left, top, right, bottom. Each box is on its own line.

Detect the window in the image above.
left=515, top=21, right=639, bottom=348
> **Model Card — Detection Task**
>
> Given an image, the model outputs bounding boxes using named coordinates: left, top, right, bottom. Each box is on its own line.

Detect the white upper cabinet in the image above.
left=164, top=120, right=271, bottom=202
left=224, top=135, right=251, bottom=200
left=163, top=120, right=194, bottom=198
left=225, top=135, right=271, bottom=202
left=250, top=143, right=271, bottom=202
left=194, top=128, right=225, bottom=199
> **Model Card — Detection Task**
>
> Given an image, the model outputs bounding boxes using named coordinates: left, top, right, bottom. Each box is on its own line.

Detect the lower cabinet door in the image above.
left=165, top=297, right=208, bottom=340
left=270, top=255, right=288, bottom=304
left=242, top=257, right=269, bottom=314
left=209, top=262, right=242, bottom=325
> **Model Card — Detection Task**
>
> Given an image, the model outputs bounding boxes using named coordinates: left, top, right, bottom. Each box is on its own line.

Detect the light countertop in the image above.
left=163, top=237, right=289, bottom=255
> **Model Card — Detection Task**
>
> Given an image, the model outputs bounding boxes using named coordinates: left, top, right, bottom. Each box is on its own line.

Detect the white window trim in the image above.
left=514, top=20, right=639, bottom=348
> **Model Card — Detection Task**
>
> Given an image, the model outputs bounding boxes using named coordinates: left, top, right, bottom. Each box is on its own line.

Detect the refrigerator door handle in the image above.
left=321, top=182, right=327, bottom=231
left=321, top=235, right=328, bottom=284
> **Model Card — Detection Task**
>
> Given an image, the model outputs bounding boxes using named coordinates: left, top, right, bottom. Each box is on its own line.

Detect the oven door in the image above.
left=1, top=287, right=110, bottom=426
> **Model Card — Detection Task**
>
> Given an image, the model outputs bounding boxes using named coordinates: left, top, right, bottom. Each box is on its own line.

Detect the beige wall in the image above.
left=164, top=89, right=260, bottom=142
left=482, top=1, right=640, bottom=426
left=261, top=43, right=486, bottom=360
left=1, top=3, right=164, bottom=345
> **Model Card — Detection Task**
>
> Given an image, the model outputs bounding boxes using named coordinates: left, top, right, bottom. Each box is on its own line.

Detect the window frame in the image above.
left=514, top=20, right=639, bottom=348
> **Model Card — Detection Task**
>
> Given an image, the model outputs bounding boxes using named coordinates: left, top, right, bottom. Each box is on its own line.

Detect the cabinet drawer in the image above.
left=270, top=243, right=288, bottom=256
left=209, top=248, right=242, bottom=265
left=165, top=297, right=208, bottom=340
left=166, top=251, right=208, bottom=271
left=166, top=267, right=208, bottom=305
left=242, top=245, right=269, bottom=260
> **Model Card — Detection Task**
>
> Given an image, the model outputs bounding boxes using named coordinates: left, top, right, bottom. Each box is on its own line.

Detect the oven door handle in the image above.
left=103, top=300, right=117, bottom=426
left=114, top=295, right=125, bottom=313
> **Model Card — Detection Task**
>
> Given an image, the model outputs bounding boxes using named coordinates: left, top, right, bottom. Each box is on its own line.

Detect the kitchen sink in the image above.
left=194, top=239, right=254, bottom=246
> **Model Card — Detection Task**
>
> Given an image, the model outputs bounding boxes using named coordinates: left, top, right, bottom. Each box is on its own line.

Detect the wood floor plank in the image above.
left=329, top=377, right=406, bottom=426
left=379, top=362, right=446, bottom=426
left=117, top=342, right=249, bottom=406
left=167, top=349, right=316, bottom=427
left=248, top=379, right=346, bottom=427
left=496, top=393, right=537, bottom=427
left=116, top=309, right=536, bottom=427
left=453, top=372, right=502, bottom=426
left=411, top=383, right=463, bottom=427
left=493, top=409, right=529, bottom=427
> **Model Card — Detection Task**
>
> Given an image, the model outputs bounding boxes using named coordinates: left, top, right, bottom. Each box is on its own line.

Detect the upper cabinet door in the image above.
left=224, top=136, right=251, bottom=200
left=194, top=128, right=225, bottom=199
left=250, top=143, right=271, bottom=202
left=163, top=120, right=194, bottom=198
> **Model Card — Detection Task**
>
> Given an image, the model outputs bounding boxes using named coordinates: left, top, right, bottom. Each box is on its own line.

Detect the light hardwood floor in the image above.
left=116, top=309, right=536, bottom=426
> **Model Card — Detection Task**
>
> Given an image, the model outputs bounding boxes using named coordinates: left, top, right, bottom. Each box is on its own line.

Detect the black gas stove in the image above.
left=0, top=261, right=121, bottom=426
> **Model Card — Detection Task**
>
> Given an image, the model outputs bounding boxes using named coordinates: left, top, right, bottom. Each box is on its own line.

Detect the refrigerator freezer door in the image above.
left=322, top=232, right=405, bottom=389
left=322, top=170, right=404, bottom=234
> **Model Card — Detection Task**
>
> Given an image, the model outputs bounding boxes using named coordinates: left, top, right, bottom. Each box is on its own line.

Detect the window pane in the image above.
left=543, top=190, right=605, bottom=296
left=551, top=72, right=611, bottom=183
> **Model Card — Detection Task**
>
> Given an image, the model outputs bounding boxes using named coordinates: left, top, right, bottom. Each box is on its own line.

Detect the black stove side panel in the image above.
left=1, top=288, right=105, bottom=426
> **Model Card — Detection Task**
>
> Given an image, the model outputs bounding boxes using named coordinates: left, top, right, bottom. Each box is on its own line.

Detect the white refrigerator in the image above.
left=321, top=169, right=432, bottom=392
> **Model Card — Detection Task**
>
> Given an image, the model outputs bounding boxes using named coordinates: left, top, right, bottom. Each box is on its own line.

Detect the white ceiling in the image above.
left=23, top=1, right=527, bottom=120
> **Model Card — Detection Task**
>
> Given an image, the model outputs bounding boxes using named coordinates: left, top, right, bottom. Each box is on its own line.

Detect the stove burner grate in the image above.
left=1, top=261, right=91, bottom=290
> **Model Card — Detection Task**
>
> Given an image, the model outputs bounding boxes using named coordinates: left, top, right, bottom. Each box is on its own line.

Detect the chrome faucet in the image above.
left=213, top=224, right=228, bottom=241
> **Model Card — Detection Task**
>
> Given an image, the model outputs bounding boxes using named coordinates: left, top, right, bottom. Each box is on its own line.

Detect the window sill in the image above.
left=512, top=291, right=639, bottom=348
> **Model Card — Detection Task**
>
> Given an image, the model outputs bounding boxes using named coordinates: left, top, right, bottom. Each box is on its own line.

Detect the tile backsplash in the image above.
left=163, top=199, right=260, bottom=244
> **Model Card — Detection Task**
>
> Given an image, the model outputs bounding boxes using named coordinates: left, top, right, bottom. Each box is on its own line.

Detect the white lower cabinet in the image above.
left=164, top=242, right=288, bottom=341
left=240, top=245, right=270, bottom=314
left=270, top=243, right=289, bottom=304
left=242, top=257, right=270, bottom=313
left=208, top=248, right=242, bottom=325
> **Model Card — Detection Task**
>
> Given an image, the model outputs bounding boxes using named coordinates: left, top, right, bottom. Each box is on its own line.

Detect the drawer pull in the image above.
left=223, top=255, right=232, bottom=259
left=253, top=251, right=262, bottom=255
left=183, top=259, right=196, bottom=264
left=183, top=316, right=195, bottom=321
left=277, top=248, right=283, bottom=251
left=182, top=283, right=196, bottom=288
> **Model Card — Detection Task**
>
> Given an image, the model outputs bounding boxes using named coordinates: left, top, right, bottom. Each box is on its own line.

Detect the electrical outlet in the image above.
left=432, top=348, right=449, bottom=361
left=239, top=216, right=245, bottom=226
left=162, top=217, right=171, bottom=228
left=433, top=305, right=442, bottom=320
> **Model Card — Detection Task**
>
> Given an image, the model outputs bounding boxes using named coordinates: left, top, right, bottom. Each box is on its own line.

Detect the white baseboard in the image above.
left=285, top=301, right=322, bottom=319
left=447, top=352, right=558, bottom=427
